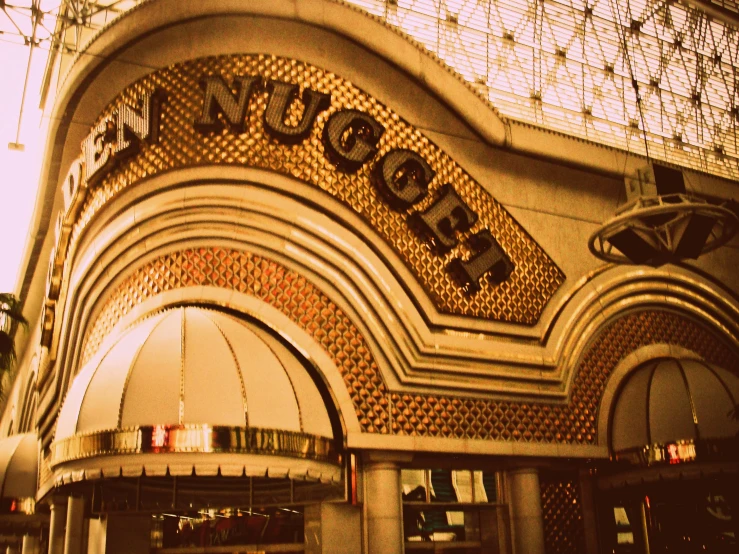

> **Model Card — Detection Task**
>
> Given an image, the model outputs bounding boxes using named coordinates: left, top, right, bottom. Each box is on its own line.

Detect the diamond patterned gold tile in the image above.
left=80, top=248, right=739, bottom=442
left=67, top=54, right=564, bottom=324
left=540, top=472, right=586, bottom=554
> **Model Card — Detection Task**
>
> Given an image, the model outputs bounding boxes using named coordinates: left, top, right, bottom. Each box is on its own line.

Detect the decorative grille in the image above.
left=82, top=247, right=739, bottom=442
left=3, top=1, right=737, bottom=179
left=348, top=0, right=739, bottom=180
left=540, top=471, right=587, bottom=554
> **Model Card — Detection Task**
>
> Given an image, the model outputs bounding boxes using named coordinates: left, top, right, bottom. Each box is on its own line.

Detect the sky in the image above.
left=0, top=40, right=49, bottom=293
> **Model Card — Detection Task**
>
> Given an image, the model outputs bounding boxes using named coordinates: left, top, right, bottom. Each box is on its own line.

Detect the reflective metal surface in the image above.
left=612, top=437, right=738, bottom=466
left=50, top=424, right=339, bottom=466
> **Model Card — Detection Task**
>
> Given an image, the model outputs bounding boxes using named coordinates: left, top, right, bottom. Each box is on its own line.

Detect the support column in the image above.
left=364, top=460, right=403, bottom=554
left=579, top=469, right=600, bottom=554
left=103, top=515, right=152, bottom=554
left=48, top=497, right=67, bottom=554
left=63, top=495, right=85, bottom=554
left=508, top=468, right=545, bottom=554
left=21, top=536, right=40, bottom=554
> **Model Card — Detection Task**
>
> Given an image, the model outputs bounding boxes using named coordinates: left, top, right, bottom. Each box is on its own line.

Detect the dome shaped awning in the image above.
left=51, top=307, right=340, bottom=484
left=0, top=433, right=37, bottom=500
left=610, top=358, right=739, bottom=466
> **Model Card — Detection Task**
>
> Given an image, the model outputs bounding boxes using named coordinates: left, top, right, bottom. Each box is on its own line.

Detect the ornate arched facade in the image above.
left=0, top=2, right=737, bottom=553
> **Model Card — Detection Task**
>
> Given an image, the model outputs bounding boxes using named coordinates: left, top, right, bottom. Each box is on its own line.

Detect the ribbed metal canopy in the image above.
left=51, top=307, right=340, bottom=484
left=56, top=307, right=332, bottom=441
left=610, top=358, right=739, bottom=452
left=0, top=433, right=37, bottom=499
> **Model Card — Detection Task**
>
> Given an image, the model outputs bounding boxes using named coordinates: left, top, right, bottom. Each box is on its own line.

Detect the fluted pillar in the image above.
left=508, top=468, right=545, bottom=554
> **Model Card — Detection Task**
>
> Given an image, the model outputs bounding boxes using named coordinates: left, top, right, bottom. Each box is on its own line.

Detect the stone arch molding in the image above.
left=54, top=170, right=560, bottom=404
left=36, top=169, right=739, bottom=457
left=27, top=0, right=738, bottom=454
left=25, top=0, right=515, bottom=311
left=53, top=167, right=739, bottom=402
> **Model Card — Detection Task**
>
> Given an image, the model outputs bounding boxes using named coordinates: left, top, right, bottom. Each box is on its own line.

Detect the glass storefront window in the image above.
left=401, top=468, right=509, bottom=550
left=401, top=469, right=500, bottom=505
left=92, top=476, right=342, bottom=513
left=151, top=507, right=304, bottom=549
left=88, top=475, right=343, bottom=553
left=599, top=478, right=737, bottom=554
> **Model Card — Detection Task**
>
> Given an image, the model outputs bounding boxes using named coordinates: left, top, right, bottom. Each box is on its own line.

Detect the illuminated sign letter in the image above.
left=194, top=76, right=260, bottom=133
left=371, top=149, right=435, bottom=210
left=263, top=80, right=331, bottom=144
left=322, top=109, right=385, bottom=172
left=448, top=230, right=513, bottom=293
left=82, top=117, right=115, bottom=184
left=114, top=90, right=166, bottom=158
left=409, top=184, right=477, bottom=253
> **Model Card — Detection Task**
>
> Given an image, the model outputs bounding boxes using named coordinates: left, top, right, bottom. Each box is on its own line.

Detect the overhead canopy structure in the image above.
left=598, top=357, right=739, bottom=488
left=0, top=433, right=38, bottom=500
left=51, top=307, right=341, bottom=485
left=2, top=0, right=739, bottom=178
left=610, top=357, right=739, bottom=464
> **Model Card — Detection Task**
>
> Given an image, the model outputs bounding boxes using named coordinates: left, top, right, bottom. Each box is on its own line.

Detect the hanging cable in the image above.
left=612, top=0, right=652, bottom=160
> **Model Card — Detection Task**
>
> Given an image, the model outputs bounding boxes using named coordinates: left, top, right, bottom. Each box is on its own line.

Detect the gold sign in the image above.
left=55, top=55, right=563, bottom=324
left=51, top=424, right=338, bottom=467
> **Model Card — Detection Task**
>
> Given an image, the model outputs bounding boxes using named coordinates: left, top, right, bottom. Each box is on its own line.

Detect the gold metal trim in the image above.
left=3, top=498, right=36, bottom=515
left=50, top=425, right=338, bottom=467
left=612, top=437, right=738, bottom=467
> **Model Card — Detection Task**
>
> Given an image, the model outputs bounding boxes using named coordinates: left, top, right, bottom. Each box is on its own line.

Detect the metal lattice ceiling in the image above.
left=350, top=0, right=739, bottom=181
left=0, top=1, right=141, bottom=49
left=2, top=0, right=739, bottom=180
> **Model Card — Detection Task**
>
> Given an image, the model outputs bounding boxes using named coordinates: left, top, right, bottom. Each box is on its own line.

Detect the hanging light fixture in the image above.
left=588, top=163, right=738, bottom=266
left=588, top=0, right=738, bottom=267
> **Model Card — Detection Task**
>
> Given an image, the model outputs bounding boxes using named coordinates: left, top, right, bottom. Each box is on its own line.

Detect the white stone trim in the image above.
left=39, top=169, right=736, bottom=440
left=347, top=432, right=608, bottom=459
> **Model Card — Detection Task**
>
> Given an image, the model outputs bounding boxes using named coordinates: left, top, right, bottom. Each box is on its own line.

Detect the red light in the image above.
left=152, top=425, right=168, bottom=448
left=667, top=443, right=679, bottom=463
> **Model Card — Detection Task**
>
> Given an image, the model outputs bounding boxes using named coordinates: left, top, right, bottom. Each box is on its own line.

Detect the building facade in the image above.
left=1, top=1, right=738, bottom=553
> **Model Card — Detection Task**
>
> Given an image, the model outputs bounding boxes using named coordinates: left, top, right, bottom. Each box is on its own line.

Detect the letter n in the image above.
left=194, top=76, right=260, bottom=133
left=114, top=89, right=166, bottom=158
left=263, top=80, right=330, bottom=144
